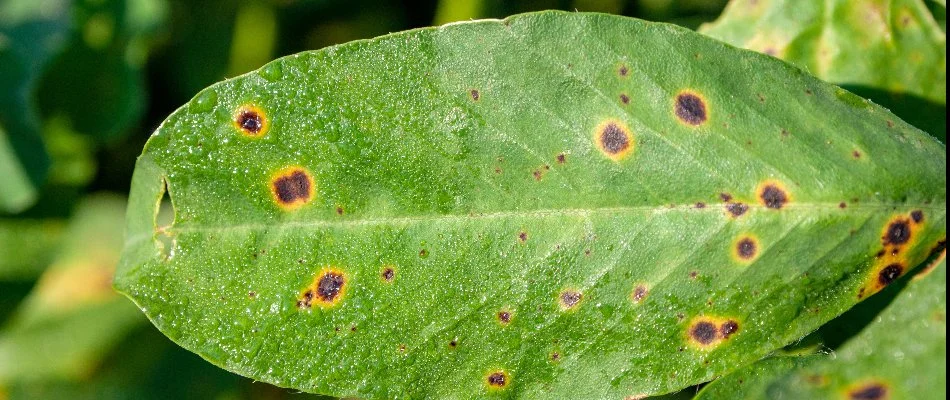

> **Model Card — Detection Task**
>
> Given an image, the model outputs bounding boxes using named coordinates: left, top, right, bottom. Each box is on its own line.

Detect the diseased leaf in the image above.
left=700, top=0, right=948, bottom=139
left=115, top=11, right=947, bottom=399
left=0, top=195, right=144, bottom=383
left=696, top=256, right=947, bottom=400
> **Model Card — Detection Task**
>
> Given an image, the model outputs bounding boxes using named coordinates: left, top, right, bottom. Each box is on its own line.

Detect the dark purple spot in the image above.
left=911, top=210, right=924, bottom=223
left=884, top=220, right=912, bottom=245
left=695, top=202, right=707, bottom=209
left=849, top=383, right=888, bottom=400
left=518, top=231, right=528, bottom=242
left=760, top=184, right=788, bottom=209
left=470, top=89, right=480, bottom=101
left=878, top=264, right=904, bottom=286
left=599, top=122, right=630, bottom=155
left=236, top=109, right=263, bottom=134
left=620, top=94, right=630, bottom=104
left=632, top=285, right=648, bottom=303
left=381, top=267, right=395, bottom=282
left=497, top=311, right=512, bottom=324
left=487, top=372, right=507, bottom=387
left=560, top=290, right=582, bottom=309
left=316, top=272, right=345, bottom=302
left=556, top=153, right=567, bottom=164
left=853, top=150, right=863, bottom=159
left=690, top=321, right=719, bottom=345
left=272, top=170, right=312, bottom=205
left=719, top=193, right=733, bottom=202
left=720, top=320, right=739, bottom=338
left=839, top=202, right=848, bottom=209
left=727, top=203, right=749, bottom=217
left=675, top=92, right=708, bottom=126
left=736, top=238, right=757, bottom=260
left=336, top=207, right=344, bottom=215
left=619, top=65, right=629, bottom=76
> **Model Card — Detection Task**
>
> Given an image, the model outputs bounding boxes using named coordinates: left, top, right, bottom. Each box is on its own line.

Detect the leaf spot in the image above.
left=911, top=210, right=924, bottom=224
left=734, top=236, right=759, bottom=262
left=270, top=167, right=315, bottom=211
left=381, top=266, right=395, bottom=283
left=848, top=382, right=889, bottom=400
left=470, top=89, right=480, bottom=101
left=878, top=263, right=904, bottom=286
left=674, top=90, right=708, bottom=126
left=758, top=181, right=790, bottom=209
left=631, top=284, right=649, bottom=304
left=689, top=321, right=718, bottom=345
left=233, top=104, right=268, bottom=137
left=594, top=120, right=634, bottom=161
left=497, top=310, right=512, bottom=325
left=559, top=290, right=582, bottom=310
left=486, top=370, right=509, bottom=389
left=726, top=202, right=749, bottom=218
left=620, top=93, right=630, bottom=104
left=884, top=218, right=912, bottom=245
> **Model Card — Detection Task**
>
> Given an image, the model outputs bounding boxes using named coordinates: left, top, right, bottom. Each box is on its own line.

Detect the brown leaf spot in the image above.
left=556, top=153, right=567, bottom=164
left=848, top=382, right=889, bottom=400
left=381, top=266, right=395, bottom=283
left=719, top=193, right=733, bottom=202
left=594, top=120, right=634, bottom=161
left=839, top=202, right=848, bottom=209
left=518, top=231, right=528, bottom=243
left=911, top=210, right=924, bottom=224
left=878, top=263, right=904, bottom=286
left=720, top=320, right=739, bottom=339
left=631, top=284, right=649, bottom=304
left=758, top=181, right=790, bottom=209
left=486, top=371, right=509, bottom=389
left=674, top=90, right=709, bottom=126
left=470, top=89, right=480, bottom=101
left=497, top=310, right=512, bottom=325
left=559, top=290, right=582, bottom=310
left=233, top=104, right=269, bottom=137
left=620, top=93, right=630, bottom=104
left=884, top=219, right=912, bottom=245
left=726, top=203, right=749, bottom=217
left=695, top=202, right=707, bottom=209
left=852, top=150, right=863, bottom=159
left=735, top=236, right=759, bottom=261
left=270, top=167, right=315, bottom=211
left=618, top=65, right=629, bottom=77
left=689, top=321, right=719, bottom=345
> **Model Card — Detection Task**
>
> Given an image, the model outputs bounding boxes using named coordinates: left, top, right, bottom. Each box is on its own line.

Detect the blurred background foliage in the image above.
left=0, top=0, right=943, bottom=399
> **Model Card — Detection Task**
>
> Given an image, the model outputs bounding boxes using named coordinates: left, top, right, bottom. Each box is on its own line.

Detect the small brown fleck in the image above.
left=719, top=193, right=733, bottom=202
left=551, top=352, right=560, bottom=361
left=556, top=153, right=567, bottom=164
left=620, top=94, right=630, bottom=104
left=840, top=202, right=848, bottom=209
left=689, top=271, right=699, bottom=279
left=518, top=231, right=528, bottom=242
left=619, top=65, right=629, bottom=76
left=449, top=339, right=458, bottom=348
left=886, top=120, right=895, bottom=128
left=695, top=202, right=707, bottom=209
left=248, top=291, right=257, bottom=298
left=674, top=91, right=709, bottom=126
left=419, top=249, right=429, bottom=258
left=336, top=207, right=344, bottom=215
left=911, top=210, right=924, bottom=223
left=470, top=89, right=480, bottom=101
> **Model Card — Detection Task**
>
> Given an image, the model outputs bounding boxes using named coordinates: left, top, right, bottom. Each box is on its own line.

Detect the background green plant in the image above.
left=0, top=1, right=944, bottom=399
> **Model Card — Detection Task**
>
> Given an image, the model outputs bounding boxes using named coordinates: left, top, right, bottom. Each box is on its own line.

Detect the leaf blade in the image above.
left=116, top=11, right=947, bottom=399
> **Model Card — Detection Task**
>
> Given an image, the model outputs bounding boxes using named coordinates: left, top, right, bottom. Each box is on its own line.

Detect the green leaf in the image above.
left=0, top=194, right=144, bottom=383
left=115, top=11, right=947, bottom=398
left=696, top=257, right=947, bottom=399
left=700, top=0, right=948, bottom=140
